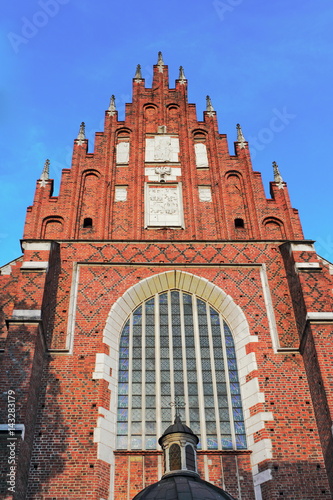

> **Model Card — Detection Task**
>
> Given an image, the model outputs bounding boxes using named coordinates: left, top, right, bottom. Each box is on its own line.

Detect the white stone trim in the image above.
left=290, top=243, right=315, bottom=252
left=198, top=185, right=212, bottom=202
left=0, top=257, right=23, bottom=276
left=306, top=312, right=333, bottom=322
left=21, top=242, right=51, bottom=251
left=145, top=166, right=181, bottom=182
left=295, top=262, right=321, bottom=270
left=12, top=309, right=41, bottom=320
left=253, top=468, right=272, bottom=486
left=1, top=264, right=13, bottom=275
left=93, top=270, right=273, bottom=491
left=194, top=143, right=209, bottom=168
left=66, top=263, right=80, bottom=353
left=21, top=261, right=49, bottom=271
left=116, top=142, right=130, bottom=164
left=254, top=484, right=263, bottom=500
left=115, top=186, right=128, bottom=202
left=260, top=265, right=279, bottom=352
left=250, top=439, right=273, bottom=468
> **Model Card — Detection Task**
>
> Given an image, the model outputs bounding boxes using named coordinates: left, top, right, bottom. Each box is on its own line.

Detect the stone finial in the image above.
left=179, top=66, right=186, bottom=82
left=134, top=64, right=142, bottom=80
left=206, top=95, right=215, bottom=113
left=157, top=51, right=164, bottom=72
left=39, top=159, right=50, bottom=186
left=236, top=123, right=246, bottom=149
left=157, top=51, right=164, bottom=65
left=273, top=161, right=284, bottom=188
left=77, top=122, right=86, bottom=141
left=108, top=95, right=116, bottom=115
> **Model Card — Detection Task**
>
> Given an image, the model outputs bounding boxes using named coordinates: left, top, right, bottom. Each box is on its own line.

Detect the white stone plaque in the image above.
left=195, top=143, right=209, bottom=168
left=115, top=186, right=127, bottom=201
left=145, top=184, right=183, bottom=227
left=198, top=186, right=212, bottom=202
left=145, top=136, right=179, bottom=162
left=116, top=142, right=130, bottom=164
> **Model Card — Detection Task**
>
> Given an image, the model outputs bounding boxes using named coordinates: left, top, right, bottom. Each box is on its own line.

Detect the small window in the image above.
left=169, top=443, right=181, bottom=471
left=83, top=218, right=93, bottom=228
left=235, top=218, right=244, bottom=228
left=186, top=445, right=195, bottom=471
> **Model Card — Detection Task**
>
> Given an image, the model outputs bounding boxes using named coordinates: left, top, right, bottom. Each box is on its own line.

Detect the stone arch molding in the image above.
left=93, top=270, right=274, bottom=488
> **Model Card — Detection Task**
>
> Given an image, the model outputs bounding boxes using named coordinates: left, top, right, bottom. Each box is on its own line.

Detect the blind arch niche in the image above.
left=116, top=276, right=248, bottom=452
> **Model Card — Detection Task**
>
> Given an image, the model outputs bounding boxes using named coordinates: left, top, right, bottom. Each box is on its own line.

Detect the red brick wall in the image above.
left=1, top=60, right=332, bottom=500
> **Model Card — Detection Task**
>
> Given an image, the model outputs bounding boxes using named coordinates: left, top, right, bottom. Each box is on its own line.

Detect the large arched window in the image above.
left=116, top=291, right=246, bottom=451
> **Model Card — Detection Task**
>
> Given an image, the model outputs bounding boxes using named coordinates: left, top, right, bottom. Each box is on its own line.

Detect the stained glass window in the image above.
left=169, top=443, right=181, bottom=470
left=116, top=291, right=247, bottom=451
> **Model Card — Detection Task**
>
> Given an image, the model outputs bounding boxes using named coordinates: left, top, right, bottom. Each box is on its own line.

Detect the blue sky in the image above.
left=1, top=0, right=333, bottom=264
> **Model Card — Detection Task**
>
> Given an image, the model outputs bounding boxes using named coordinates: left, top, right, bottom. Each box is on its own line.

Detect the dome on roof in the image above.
left=132, top=471, right=236, bottom=500
left=158, top=415, right=199, bottom=445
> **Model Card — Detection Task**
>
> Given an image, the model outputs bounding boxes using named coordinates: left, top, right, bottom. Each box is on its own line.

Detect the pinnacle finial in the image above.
left=236, top=123, right=245, bottom=142
left=40, top=159, right=50, bottom=183
left=108, top=95, right=116, bottom=115
left=157, top=51, right=164, bottom=66
left=134, top=64, right=142, bottom=79
left=179, top=66, right=186, bottom=81
left=273, top=161, right=284, bottom=186
left=236, top=123, right=246, bottom=148
left=206, top=95, right=215, bottom=113
left=77, top=122, right=86, bottom=141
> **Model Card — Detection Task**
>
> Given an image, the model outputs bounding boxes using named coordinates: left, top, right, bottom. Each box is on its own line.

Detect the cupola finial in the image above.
left=170, top=397, right=185, bottom=420
left=236, top=123, right=246, bottom=149
left=108, top=95, right=116, bottom=115
left=273, top=161, right=284, bottom=187
left=77, top=122, right=86, bottom=141
left=134, top=64, right=142, bottom=80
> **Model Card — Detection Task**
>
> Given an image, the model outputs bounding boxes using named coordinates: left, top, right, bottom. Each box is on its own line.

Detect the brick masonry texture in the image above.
left=0, top=59, right=333, bottom=500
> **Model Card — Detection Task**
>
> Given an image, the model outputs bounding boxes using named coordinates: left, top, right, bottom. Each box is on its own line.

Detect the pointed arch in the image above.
left=93, top=271, right=273, bottom=483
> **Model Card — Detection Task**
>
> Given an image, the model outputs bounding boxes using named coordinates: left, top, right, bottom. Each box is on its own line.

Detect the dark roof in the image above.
left=158, top=416, right=199, bottom=445
left=132, top=472, right=237, bottom=500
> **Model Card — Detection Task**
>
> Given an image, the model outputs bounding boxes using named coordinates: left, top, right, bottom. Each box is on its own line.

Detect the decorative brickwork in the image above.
left=0, top=55, right=332, bottom=500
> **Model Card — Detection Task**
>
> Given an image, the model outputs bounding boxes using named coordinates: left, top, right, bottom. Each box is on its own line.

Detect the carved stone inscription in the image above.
left=194, top=143, right=209, bottom=168
left=198, top=186, right=212, bottom=202
left=116, top=142, right=130, bottom=164
left=146, top=185, right=183, bottom=226
left=145, top=136, right=179, bottom=162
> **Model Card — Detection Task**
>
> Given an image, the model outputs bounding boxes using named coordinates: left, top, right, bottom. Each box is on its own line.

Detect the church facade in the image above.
left=1, top=53, right=333, bottom=500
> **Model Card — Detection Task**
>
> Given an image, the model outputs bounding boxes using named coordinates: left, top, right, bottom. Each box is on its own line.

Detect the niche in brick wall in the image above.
left=167, top=104, right=180, bottom=133
left=78, top=171, right=100, bottom=238
left=144, top=104, right=158, bottom=134
left=42, top=217, right=64, bottom=239
left=116, top=128, right=131, bottom=165
left=263, top=217, right=285, bottom=239
left=225, top=171, right=248, bottom=238
left=193, top=130, right=209, bottom=169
